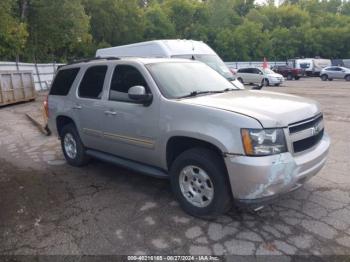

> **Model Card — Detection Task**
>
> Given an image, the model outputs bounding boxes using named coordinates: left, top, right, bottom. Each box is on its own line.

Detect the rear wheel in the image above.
left=345, top=75, right=350, bottom=81
left=294, top=76, right=300, bottom=80
left=321, top=74, right=328, bottom=81
left=60, top=124, right=90, bottom=166
left=170, top=148, right=232, bottom=219
left=287, top=74, right=293, bottom=80
left=237, top=77, right=243, bottom=83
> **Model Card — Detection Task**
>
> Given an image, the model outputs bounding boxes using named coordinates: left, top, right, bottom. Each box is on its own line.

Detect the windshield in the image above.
left=263, top=68, right=275, bottom=74
left=146, top=62, right=238, bottom=99
left=172, top=54, right=235, bottom=81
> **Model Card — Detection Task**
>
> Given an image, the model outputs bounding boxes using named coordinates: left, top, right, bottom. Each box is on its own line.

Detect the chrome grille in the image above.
left=289, top=114, right=324, bottom=153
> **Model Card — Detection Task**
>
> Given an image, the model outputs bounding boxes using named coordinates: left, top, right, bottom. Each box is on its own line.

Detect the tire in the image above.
left=287, top=74, right=293, bottom=80
left=321, top=74, right=328, bottom=81
left=237, top=77, right=243, bottom=83
left=170, top=148, right=232, bottom=219
left=294, top=76, right=300, bottom=80
left=262, top=79, right=269, bottom=86
left=60, top=123, right=90, bottom=167
left=345, top=75, right=350, bottom=81
left=274, top=84, right=280, bottom=86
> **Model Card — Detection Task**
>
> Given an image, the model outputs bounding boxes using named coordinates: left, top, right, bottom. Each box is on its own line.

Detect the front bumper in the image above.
left=224, top=133, right=330, bottom=207
left=269, top=77, right=285, bottom=84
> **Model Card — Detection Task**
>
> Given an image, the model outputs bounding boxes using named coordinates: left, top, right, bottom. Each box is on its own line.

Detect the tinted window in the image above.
left=50, top=68, right=79, bottom=96
left=109, top=65, right=148, bottom=102
left=239, top=68, right=252, bottom=73
left=78, top=66, right=107, bottom=99
left=252, top=68, right=261, bottom=74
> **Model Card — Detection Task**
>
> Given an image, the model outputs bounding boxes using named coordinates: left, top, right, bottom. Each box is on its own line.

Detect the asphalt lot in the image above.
left=0, top=78, right=349, bottom=256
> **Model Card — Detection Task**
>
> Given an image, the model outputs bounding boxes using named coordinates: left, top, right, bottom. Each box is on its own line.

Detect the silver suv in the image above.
left=48, top=57, right=330, bottom=218
left=320, top=66, right=350, bottom=81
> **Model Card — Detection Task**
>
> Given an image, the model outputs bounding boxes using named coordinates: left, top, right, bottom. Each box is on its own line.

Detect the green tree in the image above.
left=26, top=0, right=91, bottom=62
left=84, top=0, right=144, bottom=47
left=0, top=0, right=28, bottom=60
left=143, top=3, right=176, bottom=39
left=162, top=0, right=207, bottom=38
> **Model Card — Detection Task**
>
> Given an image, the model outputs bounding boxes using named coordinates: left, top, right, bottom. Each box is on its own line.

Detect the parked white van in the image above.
left=96, top=40, right=244, bottom=89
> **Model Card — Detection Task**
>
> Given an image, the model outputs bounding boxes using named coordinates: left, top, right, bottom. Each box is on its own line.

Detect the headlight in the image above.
left=241, top=128, right=287, bottom=156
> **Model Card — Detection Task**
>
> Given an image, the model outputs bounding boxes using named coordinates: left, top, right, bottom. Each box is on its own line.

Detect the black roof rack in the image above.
left=65, top=56, right=121, bottom=66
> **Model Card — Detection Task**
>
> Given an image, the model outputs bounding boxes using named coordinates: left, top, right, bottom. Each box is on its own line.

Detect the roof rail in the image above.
left=65, top=56, right=121, bottom=66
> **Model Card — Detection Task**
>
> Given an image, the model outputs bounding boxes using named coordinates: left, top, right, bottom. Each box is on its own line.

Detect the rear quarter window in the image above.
left=50, top=68, right=80, bottom=96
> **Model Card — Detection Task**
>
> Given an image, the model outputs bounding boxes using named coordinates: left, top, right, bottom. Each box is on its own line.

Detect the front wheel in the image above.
left=321, top=74, right=328, bottom=81
left=60, top=124, right=90, bottom=167
left=170, top=148, right=232, bottom=219
left=345, top=75, right=350, bottom=81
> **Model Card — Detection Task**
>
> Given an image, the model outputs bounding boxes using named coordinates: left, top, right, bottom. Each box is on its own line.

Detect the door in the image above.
left=101, top=64, right=160, bottom=166
left=253, top=68, right=264, bottom=84
left=242, top=68, right=254, bottom=83
left=333, top=67, right=345, bottom=79
left=74, top=65, right=110, bottom=151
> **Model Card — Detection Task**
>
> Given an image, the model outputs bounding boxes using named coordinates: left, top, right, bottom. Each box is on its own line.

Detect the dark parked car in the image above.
left=271, top=65, right=304, bottom=80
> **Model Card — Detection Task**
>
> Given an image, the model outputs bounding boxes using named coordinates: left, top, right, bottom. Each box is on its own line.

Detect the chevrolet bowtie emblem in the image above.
left=311, top=123, right=321, bottom=135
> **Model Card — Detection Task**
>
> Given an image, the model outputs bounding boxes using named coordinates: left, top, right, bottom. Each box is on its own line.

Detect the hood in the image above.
left=267, top=73, right=283, bottom=78
left=181, top=90, right=321, bottom=128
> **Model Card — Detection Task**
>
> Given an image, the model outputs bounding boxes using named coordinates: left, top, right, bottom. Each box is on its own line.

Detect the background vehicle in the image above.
left=271, top=65, right=304, bottom=80
left=288, top=58, right=331, bottom=76
left=96, top=39, right=244, bottom=89
left=48, top=57, right=329, bottom=218
left=320, top=66, right=350, bottom=81
left=236, top=67, right=284, bottom=86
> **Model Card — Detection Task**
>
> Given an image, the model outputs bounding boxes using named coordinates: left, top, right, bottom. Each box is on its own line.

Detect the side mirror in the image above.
left=128, top=86, right=153, bottom=105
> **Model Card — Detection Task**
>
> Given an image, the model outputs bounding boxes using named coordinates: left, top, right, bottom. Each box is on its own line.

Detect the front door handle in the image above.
left=104, top=110, right=117, bottom=116
left=72, top=105, right=82, bottom=110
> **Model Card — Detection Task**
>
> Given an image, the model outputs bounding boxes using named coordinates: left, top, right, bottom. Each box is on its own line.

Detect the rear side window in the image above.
left=78, top=66, right=107, bottom=99
left=50, top=68, right=80, bottom=96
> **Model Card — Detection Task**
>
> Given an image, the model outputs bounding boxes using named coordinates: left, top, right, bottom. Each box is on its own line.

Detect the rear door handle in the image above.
left=104, top=110, right=117, bottom=116
left=72, top=105, right=82, bottom=110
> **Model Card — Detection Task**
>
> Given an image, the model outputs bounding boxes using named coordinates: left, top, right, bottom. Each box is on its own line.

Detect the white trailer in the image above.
left=288, top=58, right=331, bottom=76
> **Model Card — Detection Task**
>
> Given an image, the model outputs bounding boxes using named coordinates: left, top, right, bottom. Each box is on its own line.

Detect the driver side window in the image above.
left=109, top=65, right=149, bottom=102
left=253, top=68, right=261, bottom=74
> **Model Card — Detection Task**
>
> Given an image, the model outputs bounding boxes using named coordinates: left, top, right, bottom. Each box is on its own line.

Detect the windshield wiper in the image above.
left=178, top=90, right=223, bottom=99
left=178, top=88, right=239, bottom=99
left=222, top=88, right=238, bottom=92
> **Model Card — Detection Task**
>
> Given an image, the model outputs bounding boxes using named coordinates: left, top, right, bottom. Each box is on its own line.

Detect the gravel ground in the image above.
left=0, top=78, right=349, bottom=257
